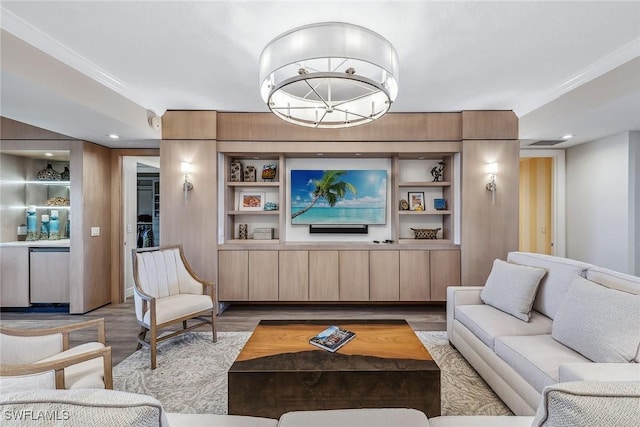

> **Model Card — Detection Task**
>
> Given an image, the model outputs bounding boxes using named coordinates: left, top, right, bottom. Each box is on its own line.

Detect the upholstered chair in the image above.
left=0, top=318, right=113, bottom=391
left=132, top=244, right=216, bottom=369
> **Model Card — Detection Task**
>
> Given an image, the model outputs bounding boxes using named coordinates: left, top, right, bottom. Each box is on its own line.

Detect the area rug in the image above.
left=113, top=331, right=512, bottom=416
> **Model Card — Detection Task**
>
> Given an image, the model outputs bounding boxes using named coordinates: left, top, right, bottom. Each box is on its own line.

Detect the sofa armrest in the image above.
left=559, top=363, right=640, bottom=382
left=446, top=286, right=484, bottom=342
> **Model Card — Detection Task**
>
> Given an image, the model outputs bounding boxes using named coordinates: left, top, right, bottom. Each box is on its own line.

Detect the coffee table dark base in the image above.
left=228, top=320, right=440, bottom=419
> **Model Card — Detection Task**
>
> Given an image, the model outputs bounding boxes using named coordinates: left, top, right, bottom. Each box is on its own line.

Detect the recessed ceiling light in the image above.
left=44, top=152, right=53, bottom=157
left=354, top=153, right=362, bottom=156
left=418, top=156, right=425, bottom=160
left=108, top=134, right=120, bottom=139
left=561, top=134, right=573, bottom=139
left=316, top=153, right=324, bottom=156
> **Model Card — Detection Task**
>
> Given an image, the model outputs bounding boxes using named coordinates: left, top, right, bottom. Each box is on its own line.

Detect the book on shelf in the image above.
left=309, top=325, right=356, bottom=353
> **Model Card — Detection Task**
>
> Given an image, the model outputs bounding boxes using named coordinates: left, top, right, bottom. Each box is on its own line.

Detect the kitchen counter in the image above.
left=0, top=239, right=70, bottom=248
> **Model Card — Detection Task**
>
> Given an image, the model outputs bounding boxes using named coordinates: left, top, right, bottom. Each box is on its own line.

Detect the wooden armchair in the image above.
left=132, top=244, right=216, bottom=369
left=0, top=318, right=113, bottom=391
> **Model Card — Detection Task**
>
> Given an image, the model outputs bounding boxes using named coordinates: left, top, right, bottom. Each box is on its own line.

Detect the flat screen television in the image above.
left=290, top=169, right=387, bottom=225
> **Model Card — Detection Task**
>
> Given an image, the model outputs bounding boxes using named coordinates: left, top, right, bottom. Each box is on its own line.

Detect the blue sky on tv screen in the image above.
left=290, top=170, right=387, bottom=225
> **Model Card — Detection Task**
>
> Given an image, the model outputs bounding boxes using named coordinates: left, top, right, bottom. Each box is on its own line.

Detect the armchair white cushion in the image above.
left=133, top=244, right=216, bottom=369
left=0, top=319, right=112, bottom=391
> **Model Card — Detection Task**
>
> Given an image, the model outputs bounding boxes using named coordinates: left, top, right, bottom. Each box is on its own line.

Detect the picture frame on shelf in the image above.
left=238, top=192, right=265, bottom=211
left=408, top=192, right=425, bottom=211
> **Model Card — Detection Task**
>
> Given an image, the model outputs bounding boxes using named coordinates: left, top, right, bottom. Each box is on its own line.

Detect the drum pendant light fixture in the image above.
left=259, top=22, right=399, bottom=128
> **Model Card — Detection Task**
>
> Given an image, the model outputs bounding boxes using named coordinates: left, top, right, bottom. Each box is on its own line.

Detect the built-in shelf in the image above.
left=399, top=210, right=451, bottom=215
left=227, top=182, right=279, bottom=187
left=398, top=181, right=450, bottom=187
left=226, top=210, right=280, bottom=215
left=25, top=181, right=71, bottom=186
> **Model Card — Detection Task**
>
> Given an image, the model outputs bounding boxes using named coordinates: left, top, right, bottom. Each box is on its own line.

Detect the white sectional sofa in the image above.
left=447, top=251, right=640, bottom=415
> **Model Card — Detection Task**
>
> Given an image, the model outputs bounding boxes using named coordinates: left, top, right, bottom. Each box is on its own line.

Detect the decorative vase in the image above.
left=244, top=165, right=256, bottom=182
left=61, top=166, right=70, bottom=181
left=434, top=198, right=446, bottom=210
left=238, top=224, right=248, bottom=240
left=230, top=160, right=243, bottom=182
left=49, top=210, right=60, bottom=240
left=36, top=163, right=61, bottom=181
left=40, top=214, right=50, bottom=240
left=26, top=206, right=38, bottom=241
left=65, top=213, right=70, bottom=239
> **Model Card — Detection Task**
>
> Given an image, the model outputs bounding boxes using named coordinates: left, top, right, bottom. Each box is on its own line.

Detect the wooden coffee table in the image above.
left=228, top=319, right=440, bottom=419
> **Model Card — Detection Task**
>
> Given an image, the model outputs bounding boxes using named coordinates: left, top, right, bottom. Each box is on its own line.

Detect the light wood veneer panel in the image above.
left=339, top=250, right=369, bottom=301
left=218, top=250, right=248, bottom=301
left=249, top=251, right=278, bottom=301
left=430, top=250, right=461, bottom=301
left=0, top=247, right=29, bottom=307
left=461, top=111, right=518, bottom=140
left=309, top=251, right=339, bottom=301
left=370, top=250, right=400, bottom=301
left=400, top=250, right=430, bottom=301
left=279, top=251, right=309, bottom=301
left=162, top=111, right=217, bottom=140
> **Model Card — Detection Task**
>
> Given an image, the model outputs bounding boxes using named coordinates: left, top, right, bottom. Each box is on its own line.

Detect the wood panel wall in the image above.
left=519, top=157, right=552, bottom=254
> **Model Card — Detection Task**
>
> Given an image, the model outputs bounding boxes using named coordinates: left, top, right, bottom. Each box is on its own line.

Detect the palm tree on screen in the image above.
left=291, top=170, right=357, bottom=219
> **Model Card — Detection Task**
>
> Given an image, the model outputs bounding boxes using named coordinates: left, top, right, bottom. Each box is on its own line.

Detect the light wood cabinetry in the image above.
left=218, top=250, right=248, bottom=301
left=400, top=250, right=430, bottom=301
left=339, top=250, right=370, bottom=301
left=309, top=250, right=339, bottom=301
left=278, top=251, right=309, bottom=301
left=369, top=250, right=400, bottom=301
left=30, top=248, right=70, bottom=303
left=430, top=250, right=461, bottom=301
left=249, top=251, right=278, bottom=301
left=0, top=247, right=29, bottom=307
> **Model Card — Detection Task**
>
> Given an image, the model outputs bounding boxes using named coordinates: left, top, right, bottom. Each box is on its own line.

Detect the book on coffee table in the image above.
left=309, top=325, right=356, bottom=353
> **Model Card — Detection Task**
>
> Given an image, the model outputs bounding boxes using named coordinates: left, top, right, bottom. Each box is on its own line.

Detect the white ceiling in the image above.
left=1, top=1, right=639, bottom=149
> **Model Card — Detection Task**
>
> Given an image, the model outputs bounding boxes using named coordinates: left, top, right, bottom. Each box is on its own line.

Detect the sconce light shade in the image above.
left=181, top=162, right=191, bottom=174
left=486, top=162, right=497, bottom=205
left=486, top=162, right=498, bottom=175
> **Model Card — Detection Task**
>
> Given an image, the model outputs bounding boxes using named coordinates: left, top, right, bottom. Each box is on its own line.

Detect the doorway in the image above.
left=123, top=156, right=160, bottom=299
left=519, top=150, right=566, bottom=256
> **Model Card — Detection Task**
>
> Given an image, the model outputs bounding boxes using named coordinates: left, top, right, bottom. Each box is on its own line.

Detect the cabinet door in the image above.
left=339, top=250, right=369, bottom=301
left=400, top=250, right=430, bottom=301
left=309, top=251, right=339, bottom=301
left=0, top=247, right=29, bottom=307
left=249, top=251, right=278, bottom=301
left=218, top=250, right=248, bottom=301
left=279, top=251, right=309, bottom=301
left=370, top=251, right=399, bottom=301
left=430, top=250, right=461, bottom=301
left=30, top=249, right=70, bottom=303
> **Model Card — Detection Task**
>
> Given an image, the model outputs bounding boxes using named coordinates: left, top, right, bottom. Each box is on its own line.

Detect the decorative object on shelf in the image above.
left=253, top=228, right=274, bottom=240
left=36, top=163, right=61, bottom=181
left=238, top=192, right=265, bottom=211
left=230, top=160, right=243, bottom=182
left=46, top=196, right=70, bottom=206
left=65, top=212, right=70, bottom=239
left=408, top=191, right=425, bottom=211
left=434, top=198, right=446, bottom=210
left=40, top=214, right=50, bottom=240
left=49, top=210, right=60, bottom=240
left=238, top=224, right=248, bottom=240
left=411, top=227, right=441, bottom=240
left=262, top=164, right=277, bottom=181
left=430, top=161, right=444, bottom=182
left=26, top=205, right=38, bottom=241
left=263, top=202, right=278, bottom=211
left=259, top=22, right=398, bottom=128
left=399, top=199, right=409, bottom=211
left=60, top=166, right=70, bottom=181
left=243, top=165, right=256, bottom=182
left=486, top=162, right=498, bottom=205
left=17, top=224, right=27, bottom=241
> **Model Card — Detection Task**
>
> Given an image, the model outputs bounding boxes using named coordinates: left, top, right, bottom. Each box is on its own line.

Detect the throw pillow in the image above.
left=552, top=276, right=640, bottom=363
left=480, top=259, right=547, bottom=321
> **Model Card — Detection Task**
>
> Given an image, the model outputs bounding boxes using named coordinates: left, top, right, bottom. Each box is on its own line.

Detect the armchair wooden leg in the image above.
left=150, top=324, right=157, bottom=370
left=183, top=320, right=187, bottom=330
left=211, top=310, right=217, bottom=343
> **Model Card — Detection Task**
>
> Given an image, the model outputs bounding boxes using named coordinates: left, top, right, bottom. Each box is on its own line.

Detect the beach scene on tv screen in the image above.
left=290, top=170, right=387, bottom=225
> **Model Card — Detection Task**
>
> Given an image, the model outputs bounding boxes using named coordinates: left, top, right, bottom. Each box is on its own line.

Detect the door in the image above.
left=519, top=157, right=553, bottom=254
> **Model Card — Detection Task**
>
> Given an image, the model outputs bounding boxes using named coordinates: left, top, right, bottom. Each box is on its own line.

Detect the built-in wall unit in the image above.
left=0, top=117, right=111, bottom=314
left=161, top=110, right=519, bottom=308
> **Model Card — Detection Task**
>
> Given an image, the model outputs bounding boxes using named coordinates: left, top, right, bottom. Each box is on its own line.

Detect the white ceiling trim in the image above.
left=514, top=37, right=640, bottom=117
left=0, top=6, right=164, bottom=116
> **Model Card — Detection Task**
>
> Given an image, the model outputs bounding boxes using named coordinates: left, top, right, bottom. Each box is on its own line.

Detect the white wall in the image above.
left=566, top=132, right=636, bottom=273
left=630, top=131, right=640, bottom=275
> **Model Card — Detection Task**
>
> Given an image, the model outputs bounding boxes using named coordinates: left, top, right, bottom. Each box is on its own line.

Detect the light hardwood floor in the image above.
left=0, top=301, right=446, bottom=366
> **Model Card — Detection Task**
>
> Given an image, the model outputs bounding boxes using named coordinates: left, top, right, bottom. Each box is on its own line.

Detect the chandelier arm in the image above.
left=332, top=107, right=377, bottom=121
left=331, top=88, right=386, bottom=109
left=331, top=58, right=349, bottom=73
left=301, top=77, right=327, bottom=101
left=303, top=79, right=330, bottom=108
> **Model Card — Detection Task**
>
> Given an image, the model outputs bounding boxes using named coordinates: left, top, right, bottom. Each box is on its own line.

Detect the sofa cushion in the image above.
left=552, top=276, right=640, bottom=363
left=532, top=381, right=640, bottom=427
left=494, top=334, right=590, bottom=393
left=480, top=259, right=547, bottom=321
left=455, top=305, right=552, bottom=350
left=0, top=389, right=169, bottom=426
left=278, top=408, right=429, bottom=427
left=166, top=413, right=278, bottom=427
left=428, top=416, right=534, bottom=427
left=586, top=266, right=640, bottom=295
left=38, top=342, right=106, bottom=389
left=507, top=252, right=592, bottom=319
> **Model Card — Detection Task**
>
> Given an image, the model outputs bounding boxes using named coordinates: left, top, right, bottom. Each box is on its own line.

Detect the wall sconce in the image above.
left=486, top=162, right=498, bottom=205
left=181, top=161, right=193, bottom=203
